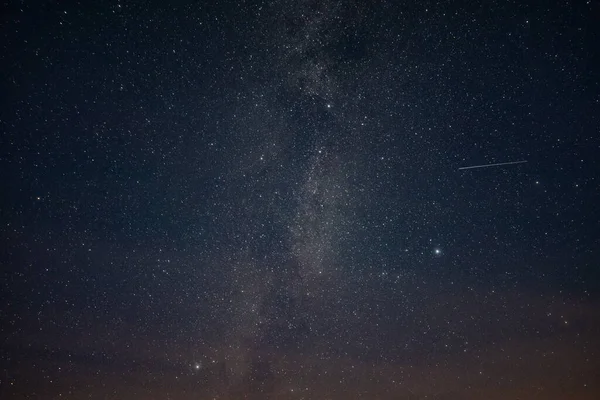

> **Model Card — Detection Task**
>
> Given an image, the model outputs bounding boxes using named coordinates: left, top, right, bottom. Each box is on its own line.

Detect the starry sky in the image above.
left=1, top=1, right=599, bottom=399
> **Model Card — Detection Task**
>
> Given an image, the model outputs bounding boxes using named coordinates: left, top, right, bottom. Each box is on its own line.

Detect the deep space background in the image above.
left=1, top=0, right=600, bottom=399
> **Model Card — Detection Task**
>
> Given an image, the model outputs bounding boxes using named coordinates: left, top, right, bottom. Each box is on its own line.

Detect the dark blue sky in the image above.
left=1, top=1, right=599, bottom=399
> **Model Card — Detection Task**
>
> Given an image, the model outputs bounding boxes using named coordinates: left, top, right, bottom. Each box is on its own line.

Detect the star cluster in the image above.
left=1, top=0, right=599, bottom=399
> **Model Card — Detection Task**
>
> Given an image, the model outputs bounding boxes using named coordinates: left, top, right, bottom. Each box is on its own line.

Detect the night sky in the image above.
left=1, top=1, right=600, bottom=399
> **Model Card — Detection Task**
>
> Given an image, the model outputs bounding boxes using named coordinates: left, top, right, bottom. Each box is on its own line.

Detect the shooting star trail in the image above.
left=458, top=160, right=527, bottom=171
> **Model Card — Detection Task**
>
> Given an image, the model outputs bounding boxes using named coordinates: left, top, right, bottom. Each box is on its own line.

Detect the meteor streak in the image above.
left=458, top=160, right=527, bottom=170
